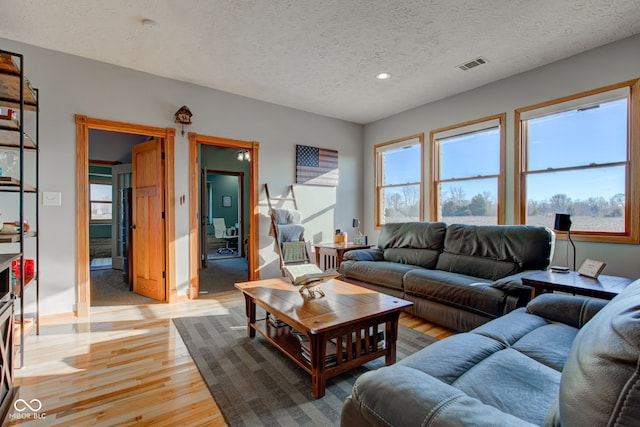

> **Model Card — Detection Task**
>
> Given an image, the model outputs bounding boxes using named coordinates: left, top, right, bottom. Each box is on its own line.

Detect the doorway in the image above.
left=202, top=169, right=245, bottom=262
left=188, top=133, right=260, bottom=299
left=88, top=154, right=146, bottom=307
left=199, top=155, right=247, bottom=294
left=75, top=115, right=176, bottom=316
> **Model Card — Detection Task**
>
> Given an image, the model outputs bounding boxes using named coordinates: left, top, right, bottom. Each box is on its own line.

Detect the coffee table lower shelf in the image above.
left=249, top=314, right=399, bottom=398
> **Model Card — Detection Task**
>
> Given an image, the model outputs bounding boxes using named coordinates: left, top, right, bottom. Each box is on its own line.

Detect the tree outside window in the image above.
left=431, top=113, right=506, bottom=225
left=374, top=135, right=424, bottom=227
left=516, top=80, right=639, bottom=243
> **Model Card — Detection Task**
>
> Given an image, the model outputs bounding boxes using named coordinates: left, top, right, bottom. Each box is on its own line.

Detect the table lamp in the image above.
left=554, top=213, right=576, bottom=271
left=352, top=218, right=361, bottom=235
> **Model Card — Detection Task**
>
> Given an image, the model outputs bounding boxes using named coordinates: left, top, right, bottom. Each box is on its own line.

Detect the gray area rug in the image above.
left=173, top=306, right=436, bottom=426
left=199, top=257, right=249, bottom=294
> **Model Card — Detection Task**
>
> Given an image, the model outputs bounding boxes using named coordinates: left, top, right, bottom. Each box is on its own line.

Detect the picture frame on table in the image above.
left=578, top=259, right=606, bottom=279
left=353, top=235, right=368, bottom=245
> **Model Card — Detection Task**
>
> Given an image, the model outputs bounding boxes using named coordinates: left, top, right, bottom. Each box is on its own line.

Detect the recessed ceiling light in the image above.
left=142, top=18, right=159, bottom=29
left=376, top=72, right=391, bottom=80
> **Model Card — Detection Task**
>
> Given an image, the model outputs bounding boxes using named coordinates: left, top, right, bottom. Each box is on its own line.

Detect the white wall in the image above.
left=363, top=34, right=640, bottom=278
left=0, top=38, right=363, bottom=315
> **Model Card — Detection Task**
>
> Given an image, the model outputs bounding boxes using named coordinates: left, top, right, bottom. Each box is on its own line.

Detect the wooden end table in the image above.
left=313, top=242, right=374, bottom=271
left=235, top=277, right=413, bottom=398
left=522, top=270, right=634, bottom=300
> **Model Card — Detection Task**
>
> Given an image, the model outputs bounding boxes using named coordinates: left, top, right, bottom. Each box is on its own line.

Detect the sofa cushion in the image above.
left=554, top=279, right=640, bottom=426
left=436, top=224, right=552, bottom=280
left=472, top=307, right=578, bottom=373
left=383, top=248, right=439, bottom=268
left=437, top=252, right=520, bottom=280
left=341, top=248, right=384, bottom=262
left=340, top=260, right=422, bottom=291
left=377, top=221, right=446, bottom=250
left=346, top=364, right=534, bottom=427
left=398, top=307, right=573, bottom=426
left=376, top=222, right=445, bottom=268
left=404, top=269, right=506, bottom=318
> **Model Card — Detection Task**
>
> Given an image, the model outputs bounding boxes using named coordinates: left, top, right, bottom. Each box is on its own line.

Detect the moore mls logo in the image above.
left=11, top=398, right=46, bottom=420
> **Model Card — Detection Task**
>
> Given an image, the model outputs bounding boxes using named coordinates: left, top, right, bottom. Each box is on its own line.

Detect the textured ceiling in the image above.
left=1, top=1, right=640, bottom=124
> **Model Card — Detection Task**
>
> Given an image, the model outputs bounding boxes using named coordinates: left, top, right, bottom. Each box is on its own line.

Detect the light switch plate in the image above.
left=43, top=191, right=62, bottom=206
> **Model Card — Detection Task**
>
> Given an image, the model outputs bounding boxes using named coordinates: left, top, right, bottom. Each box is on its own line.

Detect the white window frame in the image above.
left=89, top=180, right=113, bottom=222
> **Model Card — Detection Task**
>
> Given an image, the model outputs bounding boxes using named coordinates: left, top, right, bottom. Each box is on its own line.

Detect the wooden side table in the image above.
left=522, top=270, right=635, bottom=300
left=313, top=242, right=374, bottom=271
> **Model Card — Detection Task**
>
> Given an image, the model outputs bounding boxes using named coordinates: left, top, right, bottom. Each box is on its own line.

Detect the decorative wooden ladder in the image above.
left=264, top=184, right=311, bottom=273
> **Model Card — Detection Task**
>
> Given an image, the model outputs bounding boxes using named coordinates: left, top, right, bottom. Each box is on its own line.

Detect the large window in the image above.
left=374, top=135, right=423, bottom=227
left=90, top=181, right=112, bottom=221
left=516, top=80, right=640, bottom=243
left=431, top=114, right=506, bottom=225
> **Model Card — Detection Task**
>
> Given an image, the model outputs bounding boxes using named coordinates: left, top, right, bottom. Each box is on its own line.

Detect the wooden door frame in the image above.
left=188, top=133, right=260, bottom=298
left=75, top=115, right=176, bottom=316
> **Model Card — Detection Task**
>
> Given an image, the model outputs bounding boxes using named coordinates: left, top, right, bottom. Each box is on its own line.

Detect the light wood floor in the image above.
left=9, top=290, right=454, bottom=426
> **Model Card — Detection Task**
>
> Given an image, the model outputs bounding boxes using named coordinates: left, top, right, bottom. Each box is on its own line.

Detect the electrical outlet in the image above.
left=43, top=191, right=62, bottom=206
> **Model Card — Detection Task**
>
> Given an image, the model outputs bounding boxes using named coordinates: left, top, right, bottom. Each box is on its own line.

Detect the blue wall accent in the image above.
left=208, top=173, right=239, bottom=233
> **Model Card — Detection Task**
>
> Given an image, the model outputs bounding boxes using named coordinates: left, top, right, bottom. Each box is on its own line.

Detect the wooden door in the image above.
left=132, top=138, right=165, bottom=301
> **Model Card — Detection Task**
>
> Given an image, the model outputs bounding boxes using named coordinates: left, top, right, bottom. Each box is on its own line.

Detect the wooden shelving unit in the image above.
left=0, top=176, right=37, bottom=192
left=0, top=53, right=37, bottom=110
left=0, top=231, right=37, bottom=244
left=0, top=49, right=40, bottom=377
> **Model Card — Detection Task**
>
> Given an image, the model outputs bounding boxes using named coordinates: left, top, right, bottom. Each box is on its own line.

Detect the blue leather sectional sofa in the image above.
left=341, top=222, right=555, bottom=332
left=342, top=280, right=640, bottom=426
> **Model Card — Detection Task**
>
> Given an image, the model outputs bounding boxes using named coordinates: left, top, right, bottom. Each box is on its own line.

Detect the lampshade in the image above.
left=554, top=213, right=572, bottom=232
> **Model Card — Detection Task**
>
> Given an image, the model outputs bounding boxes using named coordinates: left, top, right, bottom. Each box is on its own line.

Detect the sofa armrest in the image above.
left=491, top=271, right=538, bottom=313
left=341, top=366, right=535, bottom=427
left=491, top=271, right=536, bottom=294
left=526, top=293, right=608, bottom=329
left=342, top=248, right=384, bottom=262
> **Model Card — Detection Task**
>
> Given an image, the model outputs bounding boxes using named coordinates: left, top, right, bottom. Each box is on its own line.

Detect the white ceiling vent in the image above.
left=457, top=57, right=488, bottom=71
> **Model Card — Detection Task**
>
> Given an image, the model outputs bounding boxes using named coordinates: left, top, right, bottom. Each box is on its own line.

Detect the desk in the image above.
left=313, top=242, right=374, bottom=271
left=522, top=270, right=634, bottom=300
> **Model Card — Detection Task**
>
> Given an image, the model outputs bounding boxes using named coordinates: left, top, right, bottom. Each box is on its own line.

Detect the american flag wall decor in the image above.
left=296, top=145, right=339, bottom=186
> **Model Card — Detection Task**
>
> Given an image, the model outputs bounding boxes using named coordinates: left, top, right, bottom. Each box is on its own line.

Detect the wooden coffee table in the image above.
left=235, top=277, right=413, bottom=398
